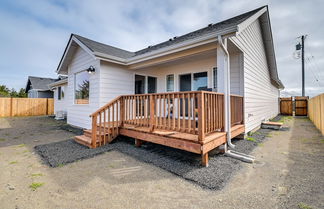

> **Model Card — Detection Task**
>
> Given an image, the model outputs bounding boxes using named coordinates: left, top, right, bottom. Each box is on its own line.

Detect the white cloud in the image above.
left=0, top=0, right=323, bottom=96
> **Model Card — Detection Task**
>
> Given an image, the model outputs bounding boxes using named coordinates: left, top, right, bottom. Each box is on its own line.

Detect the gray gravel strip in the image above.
left=35, top=116, right=286, bottom=190
left=35, top=140, right=114, bottom=167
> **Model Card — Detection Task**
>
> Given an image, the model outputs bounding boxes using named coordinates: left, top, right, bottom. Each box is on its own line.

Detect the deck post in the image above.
left=202, top=152, right=209, bottom=167
left=120, top=97, right=124, bottom=127
left=198, top=92, right=205, bottom=143
left=92, top=115, right=97, bottom=148
left=149, top=95, right=155, bottom=132
left=135, top=139, right=142, bottom=147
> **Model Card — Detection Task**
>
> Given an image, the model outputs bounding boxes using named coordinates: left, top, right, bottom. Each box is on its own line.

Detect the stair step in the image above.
left=84, top=129, right=116, bottom=137
left=74, top=135, right=98, bottom=148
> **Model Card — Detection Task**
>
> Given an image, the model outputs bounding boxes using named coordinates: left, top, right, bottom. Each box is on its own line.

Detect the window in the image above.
left=58, top=86, right=64, bottom=100
left=193, top=72, right=208, bottom=91
left=179, top=74, right=191, bottom=91
left=213, top=67, right=217, bottom=91
left=75, top=71, right=89, bottom=104
left=147, top=76, right=157, bottom=93
left=135, top=74, right=146, bottom=94
left=166, top=74, right=174, bottom=92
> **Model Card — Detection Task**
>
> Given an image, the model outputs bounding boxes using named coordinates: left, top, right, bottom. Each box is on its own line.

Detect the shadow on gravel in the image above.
left=35, top=115, right=289, bottom=190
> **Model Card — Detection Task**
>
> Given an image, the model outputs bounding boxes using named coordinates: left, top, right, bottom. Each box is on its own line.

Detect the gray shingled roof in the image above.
left=73, top=34, right=135, bottom=59
left=26, top=76, right=58, bottom=92
left=73, top=6, right=265, bottom=59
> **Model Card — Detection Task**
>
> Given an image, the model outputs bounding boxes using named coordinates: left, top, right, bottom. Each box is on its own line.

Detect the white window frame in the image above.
left=166, top=74, right=175, bottom=92
left=178, top=71, right=208, bottom=91
left=134, top=74, right=157, bottom=94
left=74, top=70, right=90, bottom=105
left=213, top=67, right=217, bottom=91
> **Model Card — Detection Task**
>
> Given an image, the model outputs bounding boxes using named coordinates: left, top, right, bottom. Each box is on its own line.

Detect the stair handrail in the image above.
left=89, top=96, right=122, bottom=117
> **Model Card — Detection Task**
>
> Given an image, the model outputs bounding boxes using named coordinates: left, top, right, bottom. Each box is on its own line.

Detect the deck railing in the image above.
left=90, top=91, right=244, bottom=148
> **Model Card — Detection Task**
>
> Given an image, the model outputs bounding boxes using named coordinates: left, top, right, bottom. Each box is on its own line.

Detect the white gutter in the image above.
left=218, top=35, right=255, bottom=163
left=217, top=35, right=235, bottom=149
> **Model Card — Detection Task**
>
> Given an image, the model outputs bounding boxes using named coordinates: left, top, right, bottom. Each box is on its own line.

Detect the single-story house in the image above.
left=53, top=6, right=284, bottom=165
left=25, top=76, right=57, bottom=98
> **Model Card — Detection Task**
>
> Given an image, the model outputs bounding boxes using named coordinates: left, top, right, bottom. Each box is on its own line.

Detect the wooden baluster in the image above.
left=120, top=97, right=124, bottom=128
left=98, top=111, right=102, bottom=146
left=149, top=95, right=155, bottom=132
left=198, top=92, right=205, bottom=143
left=163, top=94, right=166, bottom=129
left=167, top=94, right=170, bottom=129
left=92, top=115, right=97, bottom=148
left=112, top=103, right=115, bottom=137
left=177, top=94, right=180, bottom=132
left=192, top=93, right=196, bottom=134
left=103, top=109, right=106, bottom=145
left=188, top=93, right=191, bottom=133
left=133, top=96, right=135, bottom=125
left=172, top=94, right=175, bottom=131
left=158, top=95, right=161, bottom=129
left=182, top=93, right=185, bottom=132
left=107, top=107, right=111, bottom=142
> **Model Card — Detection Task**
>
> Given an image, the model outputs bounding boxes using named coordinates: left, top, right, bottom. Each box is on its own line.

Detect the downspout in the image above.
left=218, top=35, right=255, bottom=163
left=217, top=35, right=235, bottom=149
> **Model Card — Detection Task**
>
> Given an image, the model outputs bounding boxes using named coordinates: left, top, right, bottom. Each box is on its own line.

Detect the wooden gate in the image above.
left=280, top=97, right=293, bottom=115
left=280, top=96, right=308, bottom=116
left=295, top=96, right=308, bottom=116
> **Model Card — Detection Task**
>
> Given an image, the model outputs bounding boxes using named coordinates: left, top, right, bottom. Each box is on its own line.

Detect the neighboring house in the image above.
left=48, top=77, right=68, bottom=119
left=25, top=76, right=57, bottom=98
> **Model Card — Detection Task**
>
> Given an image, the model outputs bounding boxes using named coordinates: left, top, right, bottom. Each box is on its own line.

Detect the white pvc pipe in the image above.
left=218, top=35, right=235, bottom=149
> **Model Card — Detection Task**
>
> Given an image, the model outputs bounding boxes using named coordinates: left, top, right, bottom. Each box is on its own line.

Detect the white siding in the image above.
left=53, top=84, right=68, bottom=114
left=99, top=62, right=134, bottom=106
left=135, top=55, right=217, bottom=93
left=66, top=47, right=100, bottom=129
left=230, top=52, right=244, bottom=95
left=230, top=19, right=280, bottom=132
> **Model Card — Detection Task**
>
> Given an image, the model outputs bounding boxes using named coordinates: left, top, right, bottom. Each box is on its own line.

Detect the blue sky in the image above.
left=0, top=0, right=323, bottom=96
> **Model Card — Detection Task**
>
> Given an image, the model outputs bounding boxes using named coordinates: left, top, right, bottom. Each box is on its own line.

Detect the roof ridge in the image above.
left=28, top=76, right=57, bottom=80
left=71, top=6, right=267, bottom=57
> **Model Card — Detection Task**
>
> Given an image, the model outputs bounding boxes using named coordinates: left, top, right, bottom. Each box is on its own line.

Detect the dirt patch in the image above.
left=0, top=116, right=323, bottom=209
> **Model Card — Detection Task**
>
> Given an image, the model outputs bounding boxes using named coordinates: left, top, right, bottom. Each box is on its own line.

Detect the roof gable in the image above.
left=25, top=76, right=58, bottom=92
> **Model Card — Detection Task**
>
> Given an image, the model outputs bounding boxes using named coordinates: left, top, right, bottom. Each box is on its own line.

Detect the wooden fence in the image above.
left=308, top=93, right=324, bottom=135
left=0, top=98, right=54, bottom=117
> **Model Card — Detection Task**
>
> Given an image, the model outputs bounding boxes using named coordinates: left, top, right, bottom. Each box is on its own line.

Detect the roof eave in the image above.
left=95, top=27, right=238, bottom=66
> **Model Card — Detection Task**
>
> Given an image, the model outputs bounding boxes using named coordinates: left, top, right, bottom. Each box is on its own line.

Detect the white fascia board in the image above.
left=94, top=52, right=128, bottom=65
left=48, top=80, right=68, bottom=88
left=127, top=27, right=238, bottom=64
left=237, top=7, right=267, bottom=34
left=56, top=36, right=97, bottom=74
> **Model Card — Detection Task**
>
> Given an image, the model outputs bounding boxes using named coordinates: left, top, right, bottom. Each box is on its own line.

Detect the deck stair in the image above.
left=74, top=126, right=119, bottom=148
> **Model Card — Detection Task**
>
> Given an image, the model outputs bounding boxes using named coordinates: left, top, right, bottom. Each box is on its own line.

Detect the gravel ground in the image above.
left=34, top=116, right=284, bottom=190
left=1, top=115, right=323, bottom=209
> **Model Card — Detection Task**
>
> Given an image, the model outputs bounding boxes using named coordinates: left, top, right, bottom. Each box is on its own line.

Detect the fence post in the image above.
left=10, top=97, right=13, bottom=116
left=198, top=92, right=205, bottom=143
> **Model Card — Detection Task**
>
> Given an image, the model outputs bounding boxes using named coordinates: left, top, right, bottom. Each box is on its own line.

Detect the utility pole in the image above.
left=301, top=35, right=305, bottom=96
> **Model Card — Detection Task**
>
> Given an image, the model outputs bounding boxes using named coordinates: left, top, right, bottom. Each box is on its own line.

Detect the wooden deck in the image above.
left=74, top=91, right=245, bottom=166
